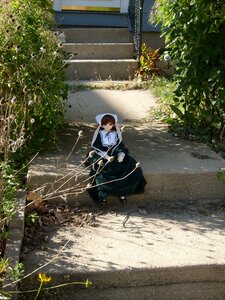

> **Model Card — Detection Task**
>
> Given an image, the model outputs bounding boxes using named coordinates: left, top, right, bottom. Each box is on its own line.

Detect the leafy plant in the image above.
left=9, top=262, right=24, bottom=281
left=137, top=43, right=160, bottom=80
left=25, top=212, right=39, bottom=226
left=0, top=163, right=19, bottom=225
left=0, top=258, right=9, bottom=280
left=151, top=0, right=225, bottom=143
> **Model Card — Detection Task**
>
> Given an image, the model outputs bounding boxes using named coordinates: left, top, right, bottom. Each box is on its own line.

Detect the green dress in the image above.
left=87, top=129, right=147, bottom=203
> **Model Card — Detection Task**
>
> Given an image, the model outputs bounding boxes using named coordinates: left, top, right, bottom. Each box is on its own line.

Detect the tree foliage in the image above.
left=151, top=0, right=225, bottom=142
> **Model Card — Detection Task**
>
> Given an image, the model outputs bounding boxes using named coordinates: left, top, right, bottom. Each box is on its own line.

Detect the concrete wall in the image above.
left=141, top=0, right=165, bottom=49
left=142, top=32, right=165, bottom=50
left=142, top=0, right=160, bottom=32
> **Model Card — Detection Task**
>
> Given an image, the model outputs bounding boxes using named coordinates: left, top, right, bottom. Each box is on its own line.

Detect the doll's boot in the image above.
left=119, top=196, right=127, bottom=205
left=101, top=199, right=108, bottom=209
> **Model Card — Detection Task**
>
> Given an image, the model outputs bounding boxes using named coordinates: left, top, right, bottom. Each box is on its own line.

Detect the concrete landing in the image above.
left=65, top=88, right=156, bottom=122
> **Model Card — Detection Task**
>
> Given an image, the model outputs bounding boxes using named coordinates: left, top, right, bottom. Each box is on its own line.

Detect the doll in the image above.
left=86, top=113, right=147, bottom=206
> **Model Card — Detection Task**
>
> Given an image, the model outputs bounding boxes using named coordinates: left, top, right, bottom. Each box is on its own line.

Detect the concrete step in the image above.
left=21, top=202, right=225, bottom=299
left=55, top=12, right=129, bottom=27
left=65, top=59, right=138, bottom=80
left=27, top=122, right=225, bottom=206
left=23, top=87, right=225, bottom=299
left=64, top=43, right=134, bottom=59
left=58, top=27, right=132, bottom=43
left=26, top=88, right=225, bottom=204
left=64, top=88, right=157, bottom=122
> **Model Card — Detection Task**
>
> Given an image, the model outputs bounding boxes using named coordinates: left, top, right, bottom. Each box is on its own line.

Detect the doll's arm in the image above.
left=92, top=134, right=110, bottom=159
left=117, top=152, right=125, bottom=162
left=96, top=150, right=110, bottom=160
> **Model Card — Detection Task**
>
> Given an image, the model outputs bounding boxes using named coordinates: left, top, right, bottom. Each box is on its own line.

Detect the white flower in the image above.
left=14, top=45, right=20, bottom=53
left=10, top=97, right=16, bottom=104
left=164, top=54, right=171, bottom=62
left=40, top=46, right=46, bottom=53
left=78, top=130, right=83, bottom=137
left=28, top=100, right=33, bottom=106
left=58, top=32, right=66, bottom=43
left=30, top=118, right=35, bottom=124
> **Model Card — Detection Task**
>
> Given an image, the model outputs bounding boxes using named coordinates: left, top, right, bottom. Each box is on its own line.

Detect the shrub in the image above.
left=151, top=0, right=225, bottom=143
left=0, top=0, right=68, bottom=163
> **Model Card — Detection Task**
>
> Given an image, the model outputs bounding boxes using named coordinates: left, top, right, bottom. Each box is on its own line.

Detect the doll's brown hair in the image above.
left=101, top=115, right=116, bottom=130
left=101, top=115, right=116, bottom=125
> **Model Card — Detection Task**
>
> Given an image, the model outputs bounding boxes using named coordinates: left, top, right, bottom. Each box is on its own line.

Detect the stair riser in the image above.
left=55, top=12, right=129, bottom=27
left=21, top=265, right=225, bottom=300
left=27, top=171, right=225, bottom=206
left=64, top=43, right=134, bottom=59
left=22, top=281, right=225, bottom=300
left=65, top=60, right=138, bottom=80
left=58, top=28, right=132, bottom=43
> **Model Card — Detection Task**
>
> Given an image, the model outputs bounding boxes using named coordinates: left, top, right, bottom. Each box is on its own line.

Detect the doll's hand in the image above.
left=117, top=152, right=125, bottom=163
left=89, top=150, right=95, bottom=158
left=108, top=156, right=114, bottom=162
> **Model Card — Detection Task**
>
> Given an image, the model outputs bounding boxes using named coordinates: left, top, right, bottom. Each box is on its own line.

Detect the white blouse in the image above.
left=100, top=130, right=118, bottom=147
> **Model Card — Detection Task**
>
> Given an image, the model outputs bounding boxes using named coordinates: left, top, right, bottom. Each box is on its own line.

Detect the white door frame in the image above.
left=53, top=0, right=129, bottom=13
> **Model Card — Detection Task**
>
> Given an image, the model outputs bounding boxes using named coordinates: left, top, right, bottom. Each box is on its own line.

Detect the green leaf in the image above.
left=170, top=105, right=184, bottom=119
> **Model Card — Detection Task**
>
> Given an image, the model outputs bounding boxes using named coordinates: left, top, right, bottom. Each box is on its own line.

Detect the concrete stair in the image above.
left=22, top=87, right=225, bottom=300
left=55, top=11, right=129, bottom=27
left=27, top=87, right=225, bottom=205
left=60, top=28, right=132, bottom=43
left=64, top=43, right=134, bottom=59
left=59, top=28, right=138, bottom=80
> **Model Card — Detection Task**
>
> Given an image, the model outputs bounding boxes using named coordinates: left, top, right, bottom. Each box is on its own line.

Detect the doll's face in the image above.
left=102, top=122, right=114, bottom=132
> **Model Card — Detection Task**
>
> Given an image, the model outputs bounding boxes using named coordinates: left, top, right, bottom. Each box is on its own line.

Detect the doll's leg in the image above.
left=119, top=196, right=127, bottom=205
left=101, top=199, right=108, bottom=208
left=98, top=191, right=108, bottom=208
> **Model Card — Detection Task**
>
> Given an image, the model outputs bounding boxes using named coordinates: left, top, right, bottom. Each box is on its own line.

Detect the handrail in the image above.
left=128, top=0, right=143, bottom=62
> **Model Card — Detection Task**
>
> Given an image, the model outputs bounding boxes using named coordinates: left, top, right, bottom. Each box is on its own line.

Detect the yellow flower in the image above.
left=38, top=273, right=52, bottom=283
left=85, top=279, right=92, bottom=288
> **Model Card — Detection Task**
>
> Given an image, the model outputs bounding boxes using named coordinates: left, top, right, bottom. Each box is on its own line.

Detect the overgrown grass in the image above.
left=68, top=79, right=148, bottom=92
left=146, top=76, right=225, bottom=155
left=146, top=76, right=176, bottom=121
